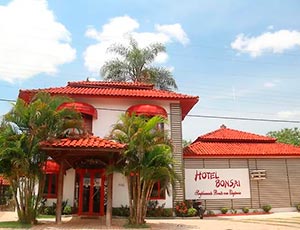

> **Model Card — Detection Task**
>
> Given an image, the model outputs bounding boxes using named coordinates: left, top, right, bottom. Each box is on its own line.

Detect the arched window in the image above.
left=58, top=102, right=97, bottom=134
left=127, top=104, right=167, bottom=118
left=127, top=104, right=167, bottom=131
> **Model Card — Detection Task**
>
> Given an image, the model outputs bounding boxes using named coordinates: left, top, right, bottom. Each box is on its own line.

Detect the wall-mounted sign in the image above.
left=185, top=168, right=251, bottom=200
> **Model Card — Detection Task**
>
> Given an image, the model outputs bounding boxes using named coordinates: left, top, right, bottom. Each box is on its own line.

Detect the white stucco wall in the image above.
left=72, top=97, right=172, bottom=138
left=112, top=172, right=173, bottom=208
left=112, top=172, right=129, bottom=207
left=63, top=169, right=75, bottom=205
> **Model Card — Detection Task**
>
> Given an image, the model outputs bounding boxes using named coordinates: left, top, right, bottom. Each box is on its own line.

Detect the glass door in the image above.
left=93, top=172, right=101, bottom=213
left=82, top=172, right=91, bottom=213
left=76, top=169, right=105, bottom=216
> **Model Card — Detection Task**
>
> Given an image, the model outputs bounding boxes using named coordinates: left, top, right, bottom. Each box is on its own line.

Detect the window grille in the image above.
left=250, top=170, right=266, bottom=180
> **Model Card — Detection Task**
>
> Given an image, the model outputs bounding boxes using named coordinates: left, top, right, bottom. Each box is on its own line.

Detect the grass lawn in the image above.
left=0, top=221, right=31, bottom=229
left=37, top=214, right=55, bottom=219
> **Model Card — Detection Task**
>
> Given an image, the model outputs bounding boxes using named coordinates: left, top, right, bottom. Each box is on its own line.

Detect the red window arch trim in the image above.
left=127, top=104, right=167, bottom=118
left=58, top=102, right=97, bottom=119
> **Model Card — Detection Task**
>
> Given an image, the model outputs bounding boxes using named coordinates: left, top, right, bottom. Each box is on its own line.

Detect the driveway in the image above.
left=1, top=211, right=300, bottom=229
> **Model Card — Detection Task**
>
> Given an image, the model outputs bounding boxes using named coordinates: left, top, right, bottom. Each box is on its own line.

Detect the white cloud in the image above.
left=263, top=82, right=275, bottom=88
left=267, top=25, right=274, bottom=30
left=231, top=30, right=300, bottom=57
left=277, top=111, right=300, bottom=119
left=84, top=16, right=189, bottom=73
left=85, top=16, right=139, bottom=41
left=0, top=0, right=76, bottom=83
left=155, top=23, right=189, bottom=45
left=263, top=79, right=280, bottom=89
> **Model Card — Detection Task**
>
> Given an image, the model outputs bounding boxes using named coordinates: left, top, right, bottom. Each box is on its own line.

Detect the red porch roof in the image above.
left=41, top=136, right=125, bottom=149
left=184, top=125, right=300, bottom=158
left=18, top=81, right=199, bottom=120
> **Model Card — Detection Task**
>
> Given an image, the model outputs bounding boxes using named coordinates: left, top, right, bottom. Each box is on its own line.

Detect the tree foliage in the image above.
left=267, top=127, right=300, bottom=146
left=0, top=92, right=84, bottom=224
left=109, top=113, right=177, bottom=225
left=182, top=139, right=192, bottom=148
left=100, top=38, right=177, bottom=91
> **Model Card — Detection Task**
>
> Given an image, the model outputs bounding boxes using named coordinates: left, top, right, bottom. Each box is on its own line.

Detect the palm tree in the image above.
left=100, top=38, right=178, bottom=91
left=0, top=92, right=84, bottom=224
left=109, top=113, right=177, bottom=225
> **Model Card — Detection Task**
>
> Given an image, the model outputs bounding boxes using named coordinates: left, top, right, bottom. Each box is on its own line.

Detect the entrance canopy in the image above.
left=40, top=136, right=125, bottom=169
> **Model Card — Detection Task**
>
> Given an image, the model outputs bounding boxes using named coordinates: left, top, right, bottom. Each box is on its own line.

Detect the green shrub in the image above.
left=63, top=205, right=72, bottom=215
left=206, top=210, right=215, bottom=216
left=296, top=204, right=300, bottom=211
left=147, top=201, right=166, bottom=217
left=161, top=208, right=173, bottom=217
left=230, top=209, right=237, bottom=214
left=39, top=200, right=69, bottom=215
left=187, top=208, right=197, bottom=217
left=242, top=207, right=249, bottom=213
left=112, top=205, right=130, bottom=217
left=220, top=207, right=229, bottom=214
left=262, top=204, right=272, bottom=213
left=43, top=206, right=55, bottom=215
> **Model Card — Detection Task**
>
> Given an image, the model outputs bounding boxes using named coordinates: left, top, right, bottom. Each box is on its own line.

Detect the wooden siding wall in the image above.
left=185, top=158, right=300, bottom=210
left=170, top=103, right=184, bottom=205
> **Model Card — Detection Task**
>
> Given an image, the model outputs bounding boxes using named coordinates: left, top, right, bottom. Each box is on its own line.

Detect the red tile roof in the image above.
left=18, top=81, right=199, bottom=120
left=194, top=124, right=276, bottom=143
left=184, top=125, right=300, bottom=158
left=41, top=136, right=125, bottom=150
left=0, top=175, right=10, bottom=186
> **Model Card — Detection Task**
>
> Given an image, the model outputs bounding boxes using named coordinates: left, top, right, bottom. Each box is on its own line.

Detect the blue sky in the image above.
left=1, top=0, right=300, bottom=141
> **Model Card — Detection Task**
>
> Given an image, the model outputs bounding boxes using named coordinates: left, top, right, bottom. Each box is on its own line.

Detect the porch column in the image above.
left=106, top=172, right=113, bottom=227
left=56, top=160, right=64, bottom=224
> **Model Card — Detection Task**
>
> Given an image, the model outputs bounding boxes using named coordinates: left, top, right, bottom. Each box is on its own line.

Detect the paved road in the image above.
left=1, top=211, right=300, bottom=229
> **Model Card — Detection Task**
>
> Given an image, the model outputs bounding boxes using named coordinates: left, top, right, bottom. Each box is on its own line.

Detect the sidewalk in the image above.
left=1, top=211, right=300, bottom=229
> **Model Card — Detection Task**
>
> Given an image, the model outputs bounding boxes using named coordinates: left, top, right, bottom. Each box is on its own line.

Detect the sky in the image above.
left=0, top=0, right=300, bottom=141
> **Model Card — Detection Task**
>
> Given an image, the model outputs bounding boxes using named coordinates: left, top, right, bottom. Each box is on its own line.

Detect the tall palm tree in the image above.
left=109, top=113, right=177, bottom=225
left=100, top=38, right=178, bottom=91
left=0, top=92, right=84, bottom=224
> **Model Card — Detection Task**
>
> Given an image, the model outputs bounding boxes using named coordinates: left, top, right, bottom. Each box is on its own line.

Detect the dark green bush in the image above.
left=112, top=205, right=130, bottom=217
left=39, top=200, right=69, bottom=215
left=161, top=208, right=173, bottom=217
left=63, top=205, right=72, bottom=215
left=147, top=201, right=170, bottom=217
left=242, top=207, right=249, bottom=213
left=187, top=208, right=197, bottom=217
left=262, top=204, right=272, bottom=213
left=206, top=210, right=215, bottom=216
left=230, top=209, right=237, bottom=214
left=220, top=207, right=229, bottom=214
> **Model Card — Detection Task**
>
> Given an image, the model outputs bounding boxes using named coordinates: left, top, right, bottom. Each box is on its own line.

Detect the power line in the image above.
left=1, top=98, right=300, bottom=124
left=187, top=114, right=300, bottom=124
left=0, top=98, right=16, bottom=102
left=93, top=107, right=300, bottom=124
